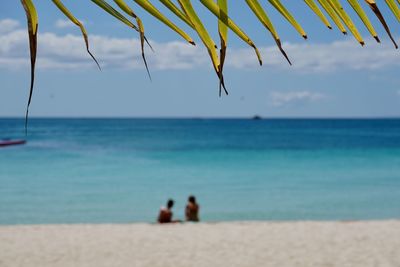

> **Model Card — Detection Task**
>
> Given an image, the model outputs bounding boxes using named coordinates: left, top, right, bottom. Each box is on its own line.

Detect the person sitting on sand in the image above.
left=185, top=195, right=200, bottom=222
left=158, top=199, right=180, bottom=223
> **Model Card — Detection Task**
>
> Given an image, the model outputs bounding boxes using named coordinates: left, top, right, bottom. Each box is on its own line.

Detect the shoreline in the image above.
left=1, top=220, right=399, bottom=267
left=0, top=218, right=399, bottom=226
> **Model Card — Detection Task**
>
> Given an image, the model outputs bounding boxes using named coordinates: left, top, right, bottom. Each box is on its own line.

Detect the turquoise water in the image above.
left=1, top=118, right=400, bottom=224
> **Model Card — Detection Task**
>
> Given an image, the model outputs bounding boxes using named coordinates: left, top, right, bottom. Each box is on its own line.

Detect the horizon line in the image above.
left=1, top=116, right=400, bottom=120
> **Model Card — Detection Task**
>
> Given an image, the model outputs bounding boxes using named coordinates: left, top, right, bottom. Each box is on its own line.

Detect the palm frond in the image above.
left=133, top=0, right=195, bottom=45
left=91, top=0, right=139, bottom=30
left=199, top=0, right=262, bottom=63
left=19, top=0, right=400, bottom=129
left=304, top=0, right=332, bottom=29
left=318, top=0, right=348, bottom=34
left=385, top=0, right=400, bottom=22
left=328, top=0, right=365, bottom=45
left=217, top=0, right=228, bottom=96
left=365, top=0, right=398, bottom=48
left=246, top=0, right=292, bottom=64
left=20, top=0, right=38, bottom=134
left=52, top=0, right=101, bottom=69
left=347, top=0, right=380, bottom=42
left=178, top=0, right=227, bottom=94
left=160, top=0, right=194, bottom=27
left=268, top=0, right=307, bottom=39
left=113, top=0, right=152, bottom=79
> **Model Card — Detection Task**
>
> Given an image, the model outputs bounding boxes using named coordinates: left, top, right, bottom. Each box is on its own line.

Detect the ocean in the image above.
left=0, top=118, right=399, bottom=224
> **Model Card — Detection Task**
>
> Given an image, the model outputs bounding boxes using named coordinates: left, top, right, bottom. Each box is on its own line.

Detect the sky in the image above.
left=0, top=1, right=400, bottom=118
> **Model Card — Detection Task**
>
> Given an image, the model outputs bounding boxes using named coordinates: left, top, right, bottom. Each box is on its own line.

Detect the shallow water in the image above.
left=1, top=118, right=400, bottom=224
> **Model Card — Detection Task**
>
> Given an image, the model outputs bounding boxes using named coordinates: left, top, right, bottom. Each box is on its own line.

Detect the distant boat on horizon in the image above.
left=0, top=139, right=26, bottom=148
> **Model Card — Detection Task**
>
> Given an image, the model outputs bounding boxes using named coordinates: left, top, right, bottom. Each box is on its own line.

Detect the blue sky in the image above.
left=0, top=1, right=399, bottom=118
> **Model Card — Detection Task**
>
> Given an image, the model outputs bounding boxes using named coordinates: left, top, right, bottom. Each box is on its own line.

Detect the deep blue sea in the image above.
left=0, top=118, right=400, bottom=225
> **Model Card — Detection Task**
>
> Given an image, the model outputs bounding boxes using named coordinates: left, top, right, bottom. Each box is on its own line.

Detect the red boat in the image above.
left=0, top=139, right=26, bottom=147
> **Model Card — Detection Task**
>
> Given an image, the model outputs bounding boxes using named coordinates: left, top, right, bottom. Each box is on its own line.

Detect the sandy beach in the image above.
left=1, top=220, right=399, bottom=267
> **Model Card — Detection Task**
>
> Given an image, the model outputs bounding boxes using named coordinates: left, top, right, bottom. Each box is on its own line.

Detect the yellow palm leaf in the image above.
left=91, top=0, right=138, bottom=30
left=159, top=0, right=194, bottom=28
left=268, top=0, right=307, bottom=39
left=317, top=0, right=347, bottom=34
left=347, top=0, right=380, bottom=42
left=364, top=0, right=398, bottom=48
left=304, top=0, right=332, bottom=29
left=133, top=0, right=195, bottom=45
left=20, top=0, right=38, bottom=133
left=178, top=0, right=227, bottom=94
left=52, top=0, right=101, bottom=70
left=113, top=0, right=152, bottom=79
left=199, top=0, right=262, bottom=65
left=327, top=0, right=364, bottom=45
left=245, top=0, right=291, bottom=65
left=385, top=0, right=400, bottom=22
left=218, top=0, right=228, bottom=96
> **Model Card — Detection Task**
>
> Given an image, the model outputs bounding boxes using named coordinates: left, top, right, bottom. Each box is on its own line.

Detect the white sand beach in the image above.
left=1, top=220, right=399, bottom=267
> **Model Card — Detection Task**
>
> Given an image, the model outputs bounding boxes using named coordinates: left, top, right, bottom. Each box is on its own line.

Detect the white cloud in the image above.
left=0, top=18, right=399, bottom=72
left=55, top=19, right=75, bottom=29
left=227, top=39, right=400, bottom=72
left=0, top=29, right=207, bottom=70
left=269, top=91, right=326, bottom=107
left=0, top=19, right=20, bottom=34
left=55, top=19, right=87, bottom=29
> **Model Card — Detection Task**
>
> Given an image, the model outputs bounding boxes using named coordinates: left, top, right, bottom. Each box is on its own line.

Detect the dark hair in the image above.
left=167, top=199, right=174, bottom=208
left=188, top=195, right=196, bottom=204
